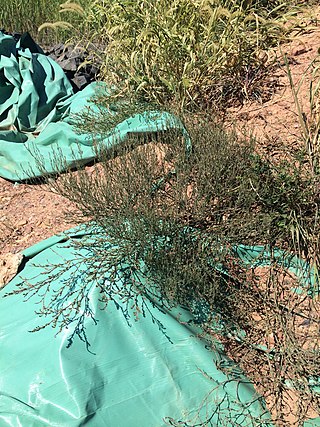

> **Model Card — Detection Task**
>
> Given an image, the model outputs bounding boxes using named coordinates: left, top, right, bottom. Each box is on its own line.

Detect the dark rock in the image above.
left=71, top=75, right=88, bottom=90
left=44, top=42, right=100, bottom=91
left=59, top=57, right=77, bottom=72
left=1, top=31, right=100, bottom=91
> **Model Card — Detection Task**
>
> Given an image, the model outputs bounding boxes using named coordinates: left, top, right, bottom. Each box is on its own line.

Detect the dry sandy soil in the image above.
left=0, top=6, right=320, bottom=425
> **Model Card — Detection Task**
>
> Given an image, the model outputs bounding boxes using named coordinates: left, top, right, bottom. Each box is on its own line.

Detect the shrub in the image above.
left=48, top=0, right=301, bottom=111
left=14, top=115, right=320, bottom=424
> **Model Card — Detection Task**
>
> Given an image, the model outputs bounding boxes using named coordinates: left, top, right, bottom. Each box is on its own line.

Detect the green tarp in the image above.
left=0, top=228, right=273, bottom=426
left=0, top=31, right=185, bottom=181
left=1, top=227, right=320, bottom=425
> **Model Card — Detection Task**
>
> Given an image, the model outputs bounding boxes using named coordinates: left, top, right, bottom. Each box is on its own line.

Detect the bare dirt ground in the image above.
left=0, top=181, right=76, bottom=254
left=0, top=6, right=320, bottom=425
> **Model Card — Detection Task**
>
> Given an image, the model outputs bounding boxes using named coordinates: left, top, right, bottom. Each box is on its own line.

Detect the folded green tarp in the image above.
left=0, top=32, right=185, bottom=181
left=0, top=227, right=273, bottom=427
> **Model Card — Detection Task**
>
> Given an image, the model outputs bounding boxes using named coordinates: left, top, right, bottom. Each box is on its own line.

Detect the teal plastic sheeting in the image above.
left=0, top=228, right=273, bottom=427
left=304, top=419, right=320, bottom=427
left=0, top=32, right=186, bottom=181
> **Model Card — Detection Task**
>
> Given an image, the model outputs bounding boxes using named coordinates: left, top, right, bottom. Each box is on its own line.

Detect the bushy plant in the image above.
left=4, top=0, right=319, bottom=422
left=13, top=114, right=320, bottom=424
left=47, top=0, right=302, bottom=110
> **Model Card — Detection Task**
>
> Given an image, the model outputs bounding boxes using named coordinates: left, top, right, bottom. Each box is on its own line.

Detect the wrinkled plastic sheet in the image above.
left=1, top=228, right=320, bottom=425
left=0, top=227, right=274, bottom=427
left=0, top=31, right=185, bottom=181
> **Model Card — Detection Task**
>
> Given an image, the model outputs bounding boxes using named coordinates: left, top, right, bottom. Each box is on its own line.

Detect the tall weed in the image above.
left=0, top=0, right=86, bottom=44
left=46, top=0, right=302, bottom=110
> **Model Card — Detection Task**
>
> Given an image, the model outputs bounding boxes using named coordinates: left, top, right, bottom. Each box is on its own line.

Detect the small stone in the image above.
left=71, top=75, right=89, bottom=90
left=59, top=58, right=77, bottom=72
left=291, top=46, right=308, bottom=57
